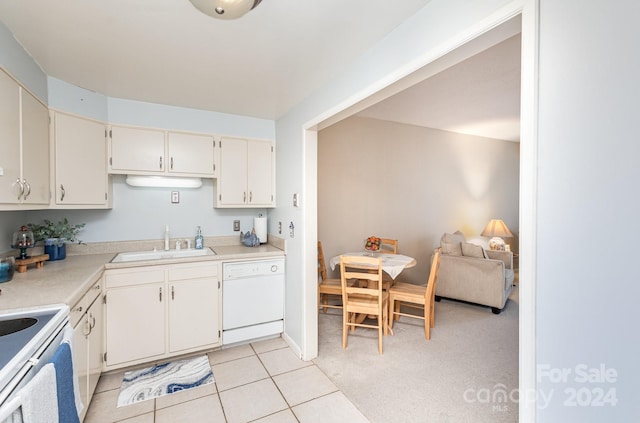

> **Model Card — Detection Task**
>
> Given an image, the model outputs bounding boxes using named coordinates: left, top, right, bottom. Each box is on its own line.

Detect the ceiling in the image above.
left=0, top=0, right=521, bottom=141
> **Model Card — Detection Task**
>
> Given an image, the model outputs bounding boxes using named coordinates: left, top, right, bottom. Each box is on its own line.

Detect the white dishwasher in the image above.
left=222, top=258, right=285, bottom=345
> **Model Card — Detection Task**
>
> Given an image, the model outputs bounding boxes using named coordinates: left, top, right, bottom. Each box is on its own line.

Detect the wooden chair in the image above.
left=318, top=241, right=350, bottom=312
left=379, top=238, right=398, bottom=290
left=388, top=249, right=442, bottom=340
left=379, top=238, right=398, bottom=254
left=340, top=255, right=389, bottom=354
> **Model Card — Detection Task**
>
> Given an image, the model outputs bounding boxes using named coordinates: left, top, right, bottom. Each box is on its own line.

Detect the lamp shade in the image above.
left=189, top=0, right=262, bottom=20
left=481, top=219, right=514, bottom=238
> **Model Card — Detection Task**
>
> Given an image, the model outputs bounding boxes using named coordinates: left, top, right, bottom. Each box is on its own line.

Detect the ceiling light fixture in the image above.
left=188, top=0, right=262, bottom=20
left=125, top=175, right=203, bottom=188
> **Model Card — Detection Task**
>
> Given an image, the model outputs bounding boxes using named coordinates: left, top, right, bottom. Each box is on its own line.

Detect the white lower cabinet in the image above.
left=104, top=262, right=220, bottom=370
left=168, top=265, right=220, bottom=353
left=71, top=278, right=103, bottom=421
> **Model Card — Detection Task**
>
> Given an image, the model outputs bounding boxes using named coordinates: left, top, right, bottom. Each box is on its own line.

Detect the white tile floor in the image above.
left=84, top=337, right=369, bottom=423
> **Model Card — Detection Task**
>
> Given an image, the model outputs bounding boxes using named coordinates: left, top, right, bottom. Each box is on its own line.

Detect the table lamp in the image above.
left=481, top=219, right=514, bottom=250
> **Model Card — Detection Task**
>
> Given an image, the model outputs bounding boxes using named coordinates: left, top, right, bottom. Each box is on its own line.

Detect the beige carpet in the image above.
left=314, top=284, right=519, bottom=423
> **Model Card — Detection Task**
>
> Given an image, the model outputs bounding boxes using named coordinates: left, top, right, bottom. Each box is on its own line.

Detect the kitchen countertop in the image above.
left=0, top=243, right=284, bottom=312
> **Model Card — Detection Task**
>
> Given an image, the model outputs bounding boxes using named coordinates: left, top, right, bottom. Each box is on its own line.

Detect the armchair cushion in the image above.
left=461, top=242, right=486, bottom=258
left=440, top=231, right=466, bottom=256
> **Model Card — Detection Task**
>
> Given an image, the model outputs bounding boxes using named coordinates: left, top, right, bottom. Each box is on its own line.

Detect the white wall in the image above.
left=535, top=0, right=640, bottom=420
left=0, top=21, right=47, bottom=102
left=23, top=177, right=263, bottom=243
left=318, top=116, right=519, bottom=284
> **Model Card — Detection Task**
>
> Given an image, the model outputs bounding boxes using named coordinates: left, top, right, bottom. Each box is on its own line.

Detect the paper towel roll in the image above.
left=254, top=217, right=267, bottom=244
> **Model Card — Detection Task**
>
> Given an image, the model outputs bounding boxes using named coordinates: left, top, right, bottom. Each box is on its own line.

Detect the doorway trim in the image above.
left=302, top=1, right=537, bottom=421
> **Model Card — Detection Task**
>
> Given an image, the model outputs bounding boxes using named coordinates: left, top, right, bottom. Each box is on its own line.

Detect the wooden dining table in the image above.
left=329, top=251, right=416, bottom=281
left=329, top=251, right=416, bottom=331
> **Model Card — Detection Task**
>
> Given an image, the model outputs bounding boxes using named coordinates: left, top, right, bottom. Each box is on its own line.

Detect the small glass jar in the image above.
left=0, top=256, right=15, bottom=283
left=11, top=226, right=35, bottom=260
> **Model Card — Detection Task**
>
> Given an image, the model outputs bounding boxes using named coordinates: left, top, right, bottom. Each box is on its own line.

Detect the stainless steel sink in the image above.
left=111, top=247, right=216, bottom=263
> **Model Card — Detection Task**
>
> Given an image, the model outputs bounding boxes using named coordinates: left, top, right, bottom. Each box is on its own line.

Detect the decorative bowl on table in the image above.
left=364, top=236, right=381, bottom=255
left=0, top=256, right=15, bottom=283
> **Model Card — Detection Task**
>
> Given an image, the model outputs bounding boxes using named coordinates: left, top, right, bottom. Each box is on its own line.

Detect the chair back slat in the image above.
left=380, top=238, right=398, bottom=254
left=340, top=255, right=383, bottom=303
left=425, top=249, right=442, bottom=302
left=318, top=241, right=328, bottom=281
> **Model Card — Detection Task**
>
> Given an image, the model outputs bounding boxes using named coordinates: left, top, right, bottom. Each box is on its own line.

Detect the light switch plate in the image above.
left=171, top=191, right=180, bottom=203
left=233, top=220, right=240, bottom=231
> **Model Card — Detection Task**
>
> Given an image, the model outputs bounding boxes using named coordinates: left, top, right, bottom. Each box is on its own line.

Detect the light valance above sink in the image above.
left=125, top=176, right=203, bottom=188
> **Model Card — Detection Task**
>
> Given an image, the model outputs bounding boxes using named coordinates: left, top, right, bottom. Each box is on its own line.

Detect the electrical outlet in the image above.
left=233, top=220, right=240, bottom=231
left=293, top=193, right=298, bottom=207
left=278, top=221, right=282, bottom=234
left=171, top=191, right=180, bottom=203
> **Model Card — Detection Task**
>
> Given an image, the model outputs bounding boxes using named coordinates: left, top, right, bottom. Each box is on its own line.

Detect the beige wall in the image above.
left=318, top=116, right=519, bottom=284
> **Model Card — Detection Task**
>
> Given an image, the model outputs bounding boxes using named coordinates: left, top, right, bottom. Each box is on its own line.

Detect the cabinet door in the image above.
left=168, top=132, right=215, bottom=176
left=0, top=69, right=21, bottom=204
left=105, top=282, right=165, bottom=366
left=218, top=137, right=248, bottom=205
left=168, top=276, right=219, bottom=353
left=109, top=125, right=165, bottom=174
left=72, top=315, right=90, bottom=416
left=247, top=140, right=274, bottom=206
left=86, top=294, right=103, bottom=401
left=54, top=112, right=108, bottom=206
left=20, top=88, right=50, bottom=205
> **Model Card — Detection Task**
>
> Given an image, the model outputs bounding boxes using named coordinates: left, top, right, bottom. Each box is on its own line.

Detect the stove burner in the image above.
left=0, top=318, right=38, bottom=337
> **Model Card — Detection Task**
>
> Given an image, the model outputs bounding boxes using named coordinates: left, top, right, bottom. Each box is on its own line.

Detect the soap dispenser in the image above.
left=164, top=225, right=170, bottom=251
left=195, top=226, right=204, bottom=250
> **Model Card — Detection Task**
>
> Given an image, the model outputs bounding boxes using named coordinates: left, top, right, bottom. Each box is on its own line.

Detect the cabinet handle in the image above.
left=249, top=191, right=253, bottom=203
left=159, top=287, right=162, bottom=302
left=171, top=285, right=175, bottom=300
left=15, top=179, right=24, bottom=200
left=22, top=179, right=31, bottom=200
left=170, top=157, right=174, bottom=170
left=243, top=192, right=246, bottom=203
left=60, top=184, right=66, bottom=201
left=94, top=284, right=101, bottom=291
left=159, top=156, right=163, bottom=170
left=90, top=313, right=96, bottom=330
left=83, top=316, right=91, bottom=337
left=74, top=306, right=83, bottom=313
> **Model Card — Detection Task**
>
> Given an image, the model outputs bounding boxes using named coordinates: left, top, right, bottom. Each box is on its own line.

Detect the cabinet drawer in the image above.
left=106, top=269, right=165, bottom=288
left=70, top=280, right=102, bottom=327
left=168, top=263, right=217, bottom=281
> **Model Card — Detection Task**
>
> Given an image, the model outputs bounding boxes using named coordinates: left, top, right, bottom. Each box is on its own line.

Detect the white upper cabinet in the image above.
left=0, top=69, right=21, bottom=205
left=52, top=111, right=111, bottom=208
left=108, top=125, right=216, bottom=177
left=108, top=125, right=165, bottom=174
left=168, top=131, right=216, bottom=176
left=0, top=69, right=50, bottom=209
left=216, top=137, right=275, bottom=208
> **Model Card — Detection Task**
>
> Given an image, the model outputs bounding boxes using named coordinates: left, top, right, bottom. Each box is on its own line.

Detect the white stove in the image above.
left=0, top=304, right=69, bottom=414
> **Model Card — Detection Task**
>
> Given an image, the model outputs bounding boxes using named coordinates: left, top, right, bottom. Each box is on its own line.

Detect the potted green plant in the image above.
left=26, top=218, right=86, bottom=261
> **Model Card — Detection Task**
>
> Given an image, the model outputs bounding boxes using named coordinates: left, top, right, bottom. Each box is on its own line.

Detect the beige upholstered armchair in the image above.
left=434, top=231, right=514, bottom=314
